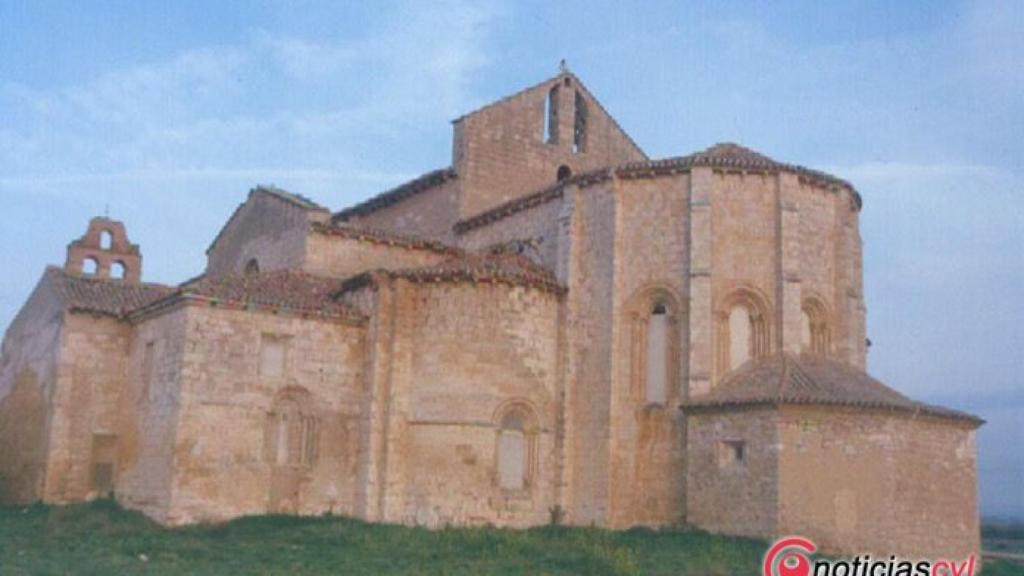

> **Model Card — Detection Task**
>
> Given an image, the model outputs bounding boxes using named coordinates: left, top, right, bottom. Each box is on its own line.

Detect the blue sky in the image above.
left=1, top=0, right=1021, bottom=518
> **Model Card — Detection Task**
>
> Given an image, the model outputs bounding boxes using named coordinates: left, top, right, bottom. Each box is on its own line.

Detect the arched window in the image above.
left=111, top=261, right=126, bottom=280
left=801, top=297, right=831, bottom=355
left=626, top=285, right=682, bottom=406
left=99, top=230, right=113, bottom=250
left=728, top=306, right=753, bottom=370
left=557, top=165, right=572, bottom=182
left=495, top=403, right=538, bottom=492
left=573, top=90, right=587, bottom=154
left=645, top=302, right=669, bottom=405
left=544, top=85, right=560, bottom=144
left=82, top=257, right=99, bottom=276
left=245, top=258, right=260, bottom=275
left=267, top=390, right=319, bottom=468
left=716, top=288, right=771, bottom=378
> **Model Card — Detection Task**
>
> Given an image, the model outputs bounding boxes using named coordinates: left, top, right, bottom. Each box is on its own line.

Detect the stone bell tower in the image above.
left=64, top=217, right=142, bottom=282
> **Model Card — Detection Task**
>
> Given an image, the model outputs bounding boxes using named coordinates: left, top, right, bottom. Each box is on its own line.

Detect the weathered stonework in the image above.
left=0, top=70, right=981, bottom=559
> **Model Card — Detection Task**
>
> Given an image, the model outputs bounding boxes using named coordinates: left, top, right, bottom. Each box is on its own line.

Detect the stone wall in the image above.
left=117, top=307, right=189, bottom=522
left=458, top=197, right=564, bottom=272
left=206, top=191, right=326, bottom=277
left=711, top=172, right=778, bottom=334
left=776, top=406, right=980, bottom=559
left=163, top=305, right=366, bottom=524
left=607, top=174, right=690, bottom=527
left=0, top=272, right=65, bottom=503
left=42, top=314, right=130, bottom=503
left=304, top=233, right=451, bottom=279
left=349, top=178, right=460, bottom=241
left=383, top=279, right=563, bottom=527
left=564, top=184, right=617, bottom=525
left=685, top=407, right=779, bottom=539
left=454, top=74, right=645, bottom=220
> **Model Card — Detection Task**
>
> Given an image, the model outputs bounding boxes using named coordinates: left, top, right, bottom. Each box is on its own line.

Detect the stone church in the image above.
left=0, top=71, right=982, bottom=557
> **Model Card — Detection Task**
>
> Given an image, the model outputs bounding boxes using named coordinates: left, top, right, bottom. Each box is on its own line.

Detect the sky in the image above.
left=1, top=0, right=1021, bottom=519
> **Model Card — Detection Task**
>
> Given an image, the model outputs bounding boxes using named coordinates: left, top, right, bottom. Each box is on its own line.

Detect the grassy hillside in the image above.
left=0, top=501, right=1021, bottom=575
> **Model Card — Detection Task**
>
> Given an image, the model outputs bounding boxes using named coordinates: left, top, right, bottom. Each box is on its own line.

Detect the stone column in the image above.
left=553, top=187, right=577, bottom=516
left=357, top=278, right=396, bottom=522
left=687, top=167, right=713, bottom=396
left=777, top=172, right=803, bottom=354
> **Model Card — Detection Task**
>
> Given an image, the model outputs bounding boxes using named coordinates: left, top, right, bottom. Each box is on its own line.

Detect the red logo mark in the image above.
left=763, top=536, right=817, bottom=576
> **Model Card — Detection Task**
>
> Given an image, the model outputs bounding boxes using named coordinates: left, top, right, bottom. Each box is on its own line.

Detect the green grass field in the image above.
left=1, top=500, right=1021, bottom=575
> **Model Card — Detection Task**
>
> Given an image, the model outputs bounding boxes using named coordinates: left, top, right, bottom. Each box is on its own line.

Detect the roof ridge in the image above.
left=339, top=250, right=565, bottom=296
left=133, top=268, right=363, bottom=323
left=332, top=167, right=456, bottom=221
left=206, top=186, right=327, bottom=255
left=312, top=221, right=462, bottom=255
left=254, top=185, right=329, bottom=212
left=681, top=353, right=982, bottom=425
left=453, top=145, right=863, bottom=235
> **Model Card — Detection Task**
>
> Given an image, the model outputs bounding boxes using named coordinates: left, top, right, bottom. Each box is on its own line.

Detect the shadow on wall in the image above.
left=0, top=368, right=47, bottom=504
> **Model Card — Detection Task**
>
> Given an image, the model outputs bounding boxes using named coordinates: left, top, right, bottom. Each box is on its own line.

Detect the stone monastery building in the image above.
left=0, top=71, right=982, bottom=557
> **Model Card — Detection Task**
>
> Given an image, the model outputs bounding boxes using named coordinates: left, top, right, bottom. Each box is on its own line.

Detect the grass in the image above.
left=0, top=500, right=1021, bottom=575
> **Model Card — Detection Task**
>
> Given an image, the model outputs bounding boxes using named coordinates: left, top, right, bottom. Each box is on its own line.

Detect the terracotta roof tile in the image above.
left=310, top=222, right=462, bottom=255
left=453, top=169, right=612, bottom=234
left=133, top=269, right=363, bottom=322
left=332, top=168, right=456, bottom=221
left=45, top=267, right=174, bottom=318
left=339, top=251, right=565, bottom=296
left=681, top=353, right=982, bottom=425
left=454, top=142, right=862, bottom=234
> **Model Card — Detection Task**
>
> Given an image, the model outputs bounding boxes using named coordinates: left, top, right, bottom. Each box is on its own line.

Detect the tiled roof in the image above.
left=310, top=222, right=462, bottom=255
left=332, top=168, right=457, bottom=221
left=132, top=269, right=364, bottom=323
left=206, top=186, right=328, bottom=255
left=681, top=353, right=982, bottom=425
left=453, top=169, right=612, bottom=234
left=45, top=267, right=174, bottom=318
left=616, top=143, right=856, bottom=196
left=255, top=185, right=329, bottom=212
left=454, top=143, right=862, bottom=234
left=339, top=251, right=565, bottom=296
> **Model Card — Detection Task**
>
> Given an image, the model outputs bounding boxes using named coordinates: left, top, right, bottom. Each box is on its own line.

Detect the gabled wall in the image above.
left=206, top=191, right=328, bottom=277
left=454, top=74, right=646, bottom=220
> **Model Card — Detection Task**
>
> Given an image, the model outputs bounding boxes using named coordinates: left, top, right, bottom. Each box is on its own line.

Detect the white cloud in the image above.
left=0, top=0, right=501, bottom=184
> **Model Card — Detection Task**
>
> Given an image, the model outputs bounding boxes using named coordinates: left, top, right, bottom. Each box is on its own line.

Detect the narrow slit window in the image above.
left=645, top=303, right=668, bottom=404
left=573, top=90, right=588, bottom=154
left=545, top=85, right=560, bottom=144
